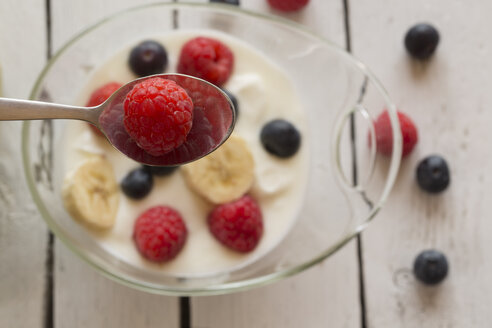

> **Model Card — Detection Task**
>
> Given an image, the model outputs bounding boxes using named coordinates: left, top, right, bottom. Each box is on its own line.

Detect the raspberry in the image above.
left=123, top=77, right=193, bottom=156
left=208, top=195, right=263, bottom=253
left=267, top=0, right=309, bottom=12
left=86, top=82, right=122, bottom=107
left=86, top=82, right=122, bottom=136
left=133, top=206, right=187, bottom=262
left=177, top=37, right=234, bottom=86
left=373, top=110, right=418, bottom=158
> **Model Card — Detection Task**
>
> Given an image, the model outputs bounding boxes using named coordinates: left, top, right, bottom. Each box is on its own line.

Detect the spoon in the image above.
left=0, top=74, right=236, bottom=166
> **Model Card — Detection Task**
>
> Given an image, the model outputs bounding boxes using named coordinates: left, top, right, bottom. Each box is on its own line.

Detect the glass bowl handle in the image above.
left=332, top=104, right=376, bottom=192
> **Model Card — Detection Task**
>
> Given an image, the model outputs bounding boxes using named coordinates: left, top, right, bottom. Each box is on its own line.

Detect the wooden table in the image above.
left=1, top=0, right=490, bottom=327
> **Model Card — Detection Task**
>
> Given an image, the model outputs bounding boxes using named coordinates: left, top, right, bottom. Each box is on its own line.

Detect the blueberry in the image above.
left=121, top=167, right=153, bottom=199
left=404, top=23, right=440, bottom=60
left=413, top=250, right=449, bottom=285
left=143, top=165, right=178, bottom=177
left=222, top=89, right=239, bottom=118
left=416, top=155, right=450, bottom=193
left=260, top=119, right=301, bottom=158
left=129, top=40, right=168, bottom=77
left=210, top=0, right=240, bottom=5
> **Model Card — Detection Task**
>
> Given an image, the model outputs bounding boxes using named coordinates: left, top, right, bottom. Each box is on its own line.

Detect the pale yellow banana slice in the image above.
left=182, top=135, right=254, bottom=204
left=62, top=156, right=119, bottom=229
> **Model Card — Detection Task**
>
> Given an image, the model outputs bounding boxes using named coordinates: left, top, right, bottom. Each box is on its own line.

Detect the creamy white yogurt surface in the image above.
left=63, top=30, right=309, bottom=277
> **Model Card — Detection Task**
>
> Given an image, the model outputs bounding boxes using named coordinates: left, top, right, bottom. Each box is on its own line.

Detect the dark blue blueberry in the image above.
left=405, top=23, right=440, bottom=60
left=413, top=250, right=449, bottom=285
left=222, top=89, right=239, bottom=118
left=210, top=0, right=240, bottom=5
left=121, top=167, right=153, bottom=199
left=129, top=40, right=168, bottom=77
left=416, top=155, right=450, bottom=193
left=143, top=165, right=178, bottom=177
left=260, top=119, right=301, bottom=158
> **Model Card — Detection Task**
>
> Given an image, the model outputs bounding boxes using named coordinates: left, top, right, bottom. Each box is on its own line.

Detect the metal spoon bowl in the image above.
left=1, top=74, right=236, bottom=166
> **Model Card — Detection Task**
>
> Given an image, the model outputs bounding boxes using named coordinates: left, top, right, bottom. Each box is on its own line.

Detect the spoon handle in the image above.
left=0, top=97, right=97, bottom=122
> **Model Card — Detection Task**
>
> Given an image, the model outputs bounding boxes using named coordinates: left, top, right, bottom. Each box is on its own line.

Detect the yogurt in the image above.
left=63, top=30, right=310, bottom=277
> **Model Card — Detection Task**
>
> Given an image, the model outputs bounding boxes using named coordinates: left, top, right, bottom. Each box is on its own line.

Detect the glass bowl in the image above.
left=22, top=2, right=401, bottom=295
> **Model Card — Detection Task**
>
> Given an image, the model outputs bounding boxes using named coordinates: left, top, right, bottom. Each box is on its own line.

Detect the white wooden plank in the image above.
left=194, top=248, right=361, bottom=328
left=51, top=1, right=148, bottom=52
left=55, top=243, right=179, bottom=328
left=241, top=0, right=346, bottom=47
left=191, top=1, right=361, bottom=327
left=51, top=0, right=177, bottom=52
left=350, top=0, right=492, bottom=326
left=186, top=0, right=345, bottom=47
left=0, top=0, right=48, bottom=327
left=51, top=1, right=179, bottom=327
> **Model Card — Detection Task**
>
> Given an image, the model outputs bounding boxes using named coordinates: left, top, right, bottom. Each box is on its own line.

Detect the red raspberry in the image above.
left=123, top=77, right=193, bottom=156
left=86, top=82, right=122, bottom=107
left=86, top=82, right=122, bottom=136
left=133, top=206, right=187, bottom=263
left=267, top=0, right=310, bottom=12
left=373, top=110, right=418, bottom=158
left=208, top=195, right=263, bottom=253
left=177, top=37, right=234, bottom=86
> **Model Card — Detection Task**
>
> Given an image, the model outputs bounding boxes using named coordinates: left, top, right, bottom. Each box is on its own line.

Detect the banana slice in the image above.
left=182, top=135, right=254, bottom=204
left=62, top=156, right=119, bottom=229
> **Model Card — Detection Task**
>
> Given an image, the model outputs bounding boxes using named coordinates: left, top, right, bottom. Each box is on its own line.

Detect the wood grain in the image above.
left=8, top=0, right=490, bottom=326
left=0, top=1, right=48, bottom=327
left=350, top=0, right=492, bottom=326
left=193, top=249, right=361, bottom=328
left=191, top=1, right=362, bottom=327
left=55, top=243, right=179, bottom=328
left=51, top=1, right=179, bottom=327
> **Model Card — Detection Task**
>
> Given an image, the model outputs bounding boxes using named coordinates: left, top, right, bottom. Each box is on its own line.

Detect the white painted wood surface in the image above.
left=350, top=0, right=492, bottom=327
left=4, top=0, right=492, bottom=327
left=0, top=1, right=48, bottom=328
left=193, top=250, right=361, bottom=328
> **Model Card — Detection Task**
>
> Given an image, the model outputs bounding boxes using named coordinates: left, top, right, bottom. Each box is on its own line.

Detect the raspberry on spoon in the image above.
left=123, top=77, right=194, bottom=156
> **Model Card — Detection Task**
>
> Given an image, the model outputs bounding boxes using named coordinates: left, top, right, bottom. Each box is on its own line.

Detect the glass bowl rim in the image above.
left=21, top=1, right=401, bottom=296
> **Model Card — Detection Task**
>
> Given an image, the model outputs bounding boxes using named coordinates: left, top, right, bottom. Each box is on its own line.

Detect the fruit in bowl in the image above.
left=23, top=3, right=401, bottom=294
left=61, top=30, right=309, bottom=276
